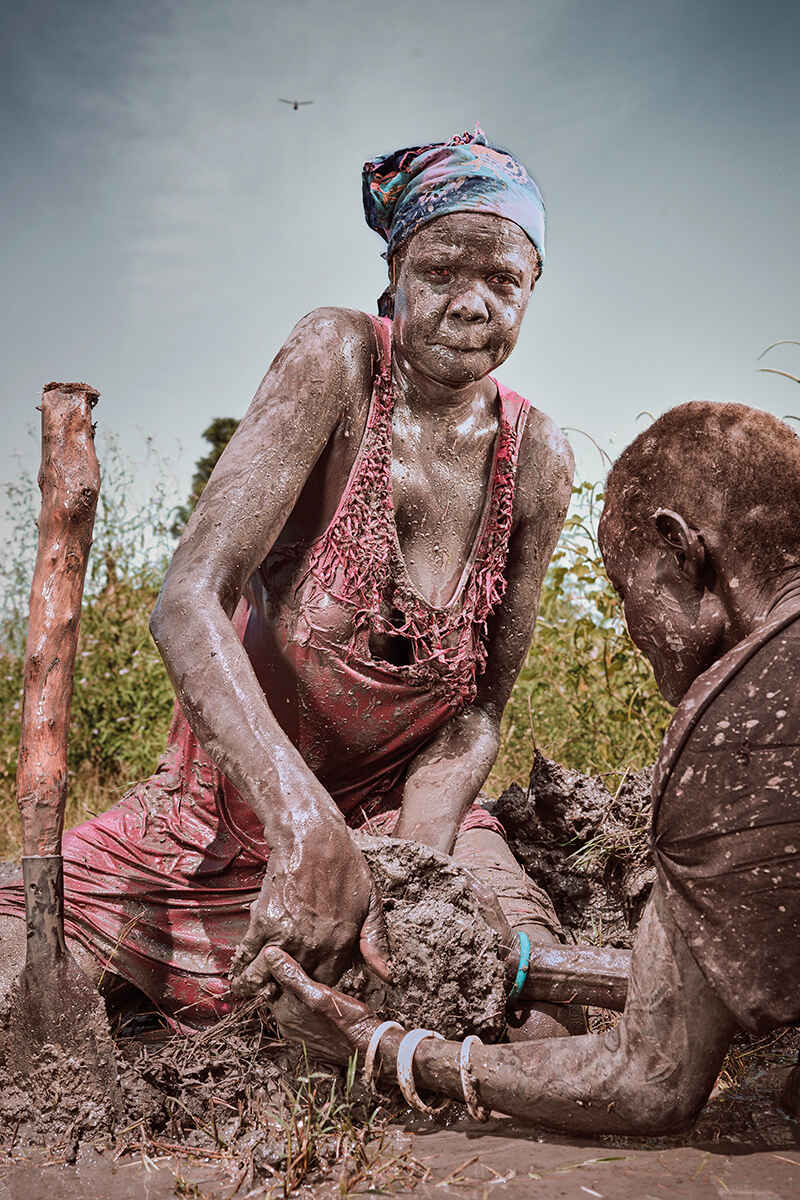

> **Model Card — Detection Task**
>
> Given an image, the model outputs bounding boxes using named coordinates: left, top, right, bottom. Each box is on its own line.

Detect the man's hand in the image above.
left=255, top=946, right=382, bottom=1064
left=228, top=821, right=391, bottom=999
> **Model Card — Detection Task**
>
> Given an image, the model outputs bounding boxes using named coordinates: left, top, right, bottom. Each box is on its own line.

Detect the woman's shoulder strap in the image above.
left=493, top=378, right=531, bottom=459
left=367, top=314, right=392, bottom=377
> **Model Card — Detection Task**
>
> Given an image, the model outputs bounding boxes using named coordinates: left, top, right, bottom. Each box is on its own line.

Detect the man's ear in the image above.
left=653, top=508, right=707, bottom=587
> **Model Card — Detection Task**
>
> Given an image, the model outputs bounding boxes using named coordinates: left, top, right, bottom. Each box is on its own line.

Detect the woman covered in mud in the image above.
left=0, top=129, right=575, bottom=1033
left=264, top=402, right=800, bottom=1134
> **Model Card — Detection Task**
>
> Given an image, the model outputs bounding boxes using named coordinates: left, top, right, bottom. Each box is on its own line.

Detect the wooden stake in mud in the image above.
left=16, top=383, right=99, bottom=986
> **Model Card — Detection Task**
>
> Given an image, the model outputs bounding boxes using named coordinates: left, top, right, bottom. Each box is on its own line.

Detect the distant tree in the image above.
left=171, top=417, right=240, bottom=537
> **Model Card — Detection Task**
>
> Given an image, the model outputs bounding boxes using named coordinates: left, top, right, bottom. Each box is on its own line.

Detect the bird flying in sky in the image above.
left=279, top=98, right=314, bottom=111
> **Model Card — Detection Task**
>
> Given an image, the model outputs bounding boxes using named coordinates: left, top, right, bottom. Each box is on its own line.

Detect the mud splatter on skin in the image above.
left=0, top=275, right=573, bottom=1021
left=142, top=212, right=573, bottom=1005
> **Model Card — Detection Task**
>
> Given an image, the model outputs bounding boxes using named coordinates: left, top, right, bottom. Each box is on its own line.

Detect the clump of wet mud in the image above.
left=340, top=833, right=507, bottom=1041
left=0, top=978, right=121, bottom=1156
left=485, top=750, right=654, bottom=947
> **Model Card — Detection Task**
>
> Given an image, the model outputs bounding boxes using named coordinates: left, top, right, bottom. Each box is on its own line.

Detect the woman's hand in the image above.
left=252, top=945, right=382, bottom=1063
left=462, top=874, right=518, bottom=980
left=229, top=820, right=391, bottom=999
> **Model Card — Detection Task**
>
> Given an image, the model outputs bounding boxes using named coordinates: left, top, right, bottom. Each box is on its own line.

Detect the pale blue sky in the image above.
left=2, top=0, right=799, bottom=515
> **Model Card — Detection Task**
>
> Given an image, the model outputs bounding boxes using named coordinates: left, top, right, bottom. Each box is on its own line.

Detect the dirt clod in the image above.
left=341, top=833, right=507, bottom=1041
left=485, top=750, right=655, bottom=947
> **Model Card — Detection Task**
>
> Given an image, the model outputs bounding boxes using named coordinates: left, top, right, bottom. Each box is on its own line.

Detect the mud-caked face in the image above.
left=605, top=540, right=725, bottom=706
left=391, top=212, right=538, bottom=390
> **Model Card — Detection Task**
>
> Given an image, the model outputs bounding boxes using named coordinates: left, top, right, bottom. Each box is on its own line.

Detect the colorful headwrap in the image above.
left=362, top=127, right=546, bottom=266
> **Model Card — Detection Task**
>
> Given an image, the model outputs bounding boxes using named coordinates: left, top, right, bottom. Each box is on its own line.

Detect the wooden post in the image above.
left=16, top=382, right=99, bottom=968
left=4, top=387, right=118, bottom=1105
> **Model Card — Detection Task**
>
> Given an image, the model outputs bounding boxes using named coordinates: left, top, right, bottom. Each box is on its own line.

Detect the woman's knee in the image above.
left=453, top=827, right=563, bottom=940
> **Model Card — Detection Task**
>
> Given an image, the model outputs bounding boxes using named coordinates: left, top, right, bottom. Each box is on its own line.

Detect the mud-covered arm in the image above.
left=151, top=308, right=352, bottom=840
left=150, top=308, right=388, bottom=987
left=394, top=412, right=573, bottom=852
left=263, top=884, right=737, bottom=1136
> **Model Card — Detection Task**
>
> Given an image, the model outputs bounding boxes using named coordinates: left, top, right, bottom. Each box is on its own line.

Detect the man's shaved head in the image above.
left=599, top=402, right=800, bottom=584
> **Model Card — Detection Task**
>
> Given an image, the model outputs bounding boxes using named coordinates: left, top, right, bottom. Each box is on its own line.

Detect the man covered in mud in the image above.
left=0, top=129, right=577, bottom=1037
left=263, top=401, right=800, bottom=1134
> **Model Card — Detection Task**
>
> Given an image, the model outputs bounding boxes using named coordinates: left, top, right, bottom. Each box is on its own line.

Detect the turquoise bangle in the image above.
left=508, top=930, right=531, bottom=1002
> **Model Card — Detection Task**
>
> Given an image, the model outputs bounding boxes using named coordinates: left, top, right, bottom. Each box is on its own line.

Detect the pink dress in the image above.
left=0, top=316, right=530, bottom=1026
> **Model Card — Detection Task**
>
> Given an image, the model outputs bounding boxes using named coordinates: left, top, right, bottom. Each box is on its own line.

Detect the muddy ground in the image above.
left=0, top=834, right=509, bottom=1179
left=2, top=1068, right=799, bottom=1199
left=484, top=750, right=655, bottom=947
left=1, top=754, right=798, bottom=1197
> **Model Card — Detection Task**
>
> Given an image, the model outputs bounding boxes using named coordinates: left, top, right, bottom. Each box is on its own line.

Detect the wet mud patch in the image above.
left=341, top=833, right=507, bottom=1041
left=1, top=999, right=414, bottom=1193
left=2, top=774, right=797, bottom=1187
left=485, top=749, right=655, bottom=947
left=0, top=834, right=506, bottom=1177
left=2, top=1020, right=797, bottom=1199
left=0, top=967, right=121, bottom=1156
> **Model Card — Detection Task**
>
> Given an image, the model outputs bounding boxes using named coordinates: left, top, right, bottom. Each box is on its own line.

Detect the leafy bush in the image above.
left=68, top=571, right=175, bottom=781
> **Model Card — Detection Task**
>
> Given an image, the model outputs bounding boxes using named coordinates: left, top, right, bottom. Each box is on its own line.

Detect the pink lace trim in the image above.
left=305, top=330, right=521, bottom=710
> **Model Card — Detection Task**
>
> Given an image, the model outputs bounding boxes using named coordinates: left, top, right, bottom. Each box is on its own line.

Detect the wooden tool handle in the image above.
left=16, top=383, right=99, bottom=959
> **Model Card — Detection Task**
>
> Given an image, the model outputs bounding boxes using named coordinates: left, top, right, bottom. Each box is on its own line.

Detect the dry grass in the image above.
left=716, top=1026, right=800, bottom=1095
left=112, top=1005, right=427, bottom=1198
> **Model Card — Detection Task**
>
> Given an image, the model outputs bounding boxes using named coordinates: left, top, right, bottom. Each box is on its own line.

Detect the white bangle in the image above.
left=396, top=1028, right=449, bottom=1117
left=362, top=1020, right=403, bottom=1089
left=459, top=1035, right=490, bottom=1122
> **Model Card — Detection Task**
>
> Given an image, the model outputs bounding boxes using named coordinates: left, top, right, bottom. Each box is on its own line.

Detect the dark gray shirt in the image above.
left=652, top=604, right=800, bottom=1033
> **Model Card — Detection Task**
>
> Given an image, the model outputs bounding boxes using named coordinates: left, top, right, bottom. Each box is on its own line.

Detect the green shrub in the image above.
left=68, top=570, right=175, bottom=782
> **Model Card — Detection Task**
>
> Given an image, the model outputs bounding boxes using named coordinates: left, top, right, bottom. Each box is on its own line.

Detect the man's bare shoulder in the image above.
left=513, top=405, right=574, bottom=524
